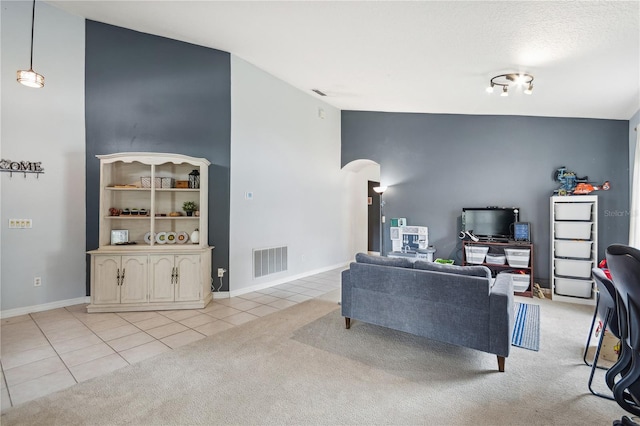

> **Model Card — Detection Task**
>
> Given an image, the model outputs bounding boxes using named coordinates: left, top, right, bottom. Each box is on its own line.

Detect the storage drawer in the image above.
left=554, top=202, right=593, bottom=221
left=554, top=258, right=593, bottom=278
left=554, top=222, right=593, bottom=240
left=554, top=240, right=593, bottom=259
left=555, top=277, right=593, bottom=298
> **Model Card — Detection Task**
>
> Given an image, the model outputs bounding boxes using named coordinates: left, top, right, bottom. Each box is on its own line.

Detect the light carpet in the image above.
left=512, top=302, right=540, bottom=351
left=0, top=297, right=628, bottom=425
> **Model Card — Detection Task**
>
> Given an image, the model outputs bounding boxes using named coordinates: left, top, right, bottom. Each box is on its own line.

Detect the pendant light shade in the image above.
left=17, top=0, right=44, bottom=88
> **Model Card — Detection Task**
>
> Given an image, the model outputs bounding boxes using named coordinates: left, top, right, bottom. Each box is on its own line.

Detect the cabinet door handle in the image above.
left=171, top=267, right=176, bottom=284
left=116, top=268, right=121, bottom=286
left=174, top=267, right=179, bottom=284
left=121, top=268, right=125, bottom=286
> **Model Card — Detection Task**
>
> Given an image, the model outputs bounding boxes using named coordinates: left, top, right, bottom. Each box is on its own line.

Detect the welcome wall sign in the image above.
left=0, top=158, right=45, bottom=178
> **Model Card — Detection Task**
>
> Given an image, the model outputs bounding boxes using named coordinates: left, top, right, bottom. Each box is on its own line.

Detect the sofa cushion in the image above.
left=413, top=260, right=492, bottom=280
left=355, top=252, right=413, bottom=268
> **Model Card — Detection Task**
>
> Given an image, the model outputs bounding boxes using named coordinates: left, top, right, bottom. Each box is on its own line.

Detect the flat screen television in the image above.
left=461, top=207, right=519, bottom=241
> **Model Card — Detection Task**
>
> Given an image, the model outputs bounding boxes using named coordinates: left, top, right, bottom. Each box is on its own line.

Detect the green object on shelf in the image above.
left=434, top=258, right=454, bottom=265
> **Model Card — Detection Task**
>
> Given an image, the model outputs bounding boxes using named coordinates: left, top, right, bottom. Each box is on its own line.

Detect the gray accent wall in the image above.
left=85, top=21, right=231, bottom=292
left=342, top=111, right=630, bottom=287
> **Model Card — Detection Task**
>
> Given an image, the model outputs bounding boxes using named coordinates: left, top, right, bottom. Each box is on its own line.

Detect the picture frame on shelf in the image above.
left=110, top=229, right=129, bottom=245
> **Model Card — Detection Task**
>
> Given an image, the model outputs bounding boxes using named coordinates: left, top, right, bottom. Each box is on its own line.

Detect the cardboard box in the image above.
left=175, top=180, right=189, bottom=188
left=600, top=331, right=620, bottom=362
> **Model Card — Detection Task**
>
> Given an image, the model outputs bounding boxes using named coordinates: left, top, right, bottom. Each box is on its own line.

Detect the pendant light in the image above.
left=16, top=0, right=44, bottom=88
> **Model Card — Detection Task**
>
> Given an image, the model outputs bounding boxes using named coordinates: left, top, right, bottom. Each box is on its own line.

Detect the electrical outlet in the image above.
left=34, top=277, right=42, bottom=287
left=217, top=268, right=226, bottom=278
left=9, top=219, right=32, bottom=229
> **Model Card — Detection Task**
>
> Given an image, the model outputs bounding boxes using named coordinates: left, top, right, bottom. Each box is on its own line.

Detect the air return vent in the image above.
left=253, top=246, right=288, bottom=278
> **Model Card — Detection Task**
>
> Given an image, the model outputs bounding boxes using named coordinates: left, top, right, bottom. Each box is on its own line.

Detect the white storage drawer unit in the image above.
left=550, top=195, right=597, bottom=304
left=554, top=240, right=593, bottom=259
left=554, top=202, right=593, bottom=221
left=554, top=258, right=593, bottom=279
left=554, top=222, right=593, bottom=240
left=554, top=277, right=593, bottom=298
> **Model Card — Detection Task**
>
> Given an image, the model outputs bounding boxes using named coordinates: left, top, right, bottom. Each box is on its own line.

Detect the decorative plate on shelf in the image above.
left=144, top=232, right=155, bottom=245
left=176, top=231, right=189, bottom=244
left=155, top=232, right=167, bottom=244
left=167, top=232, right=177, bottom=244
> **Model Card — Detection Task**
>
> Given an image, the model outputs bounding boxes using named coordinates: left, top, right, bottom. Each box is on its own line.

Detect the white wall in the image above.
left=1, top=2, right=86, bottom=314
left=343, top=160, right=380, bottom=257
left=229, top=56, right=346, bottom=295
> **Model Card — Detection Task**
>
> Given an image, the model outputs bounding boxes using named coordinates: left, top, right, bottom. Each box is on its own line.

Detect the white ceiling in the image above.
left=48, top=0, right=640, bottom=120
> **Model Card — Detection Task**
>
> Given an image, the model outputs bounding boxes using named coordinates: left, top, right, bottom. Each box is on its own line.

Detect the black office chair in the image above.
left=583, top=267, right=619, bottom=399
left=606, top=244, right=640, bottom=416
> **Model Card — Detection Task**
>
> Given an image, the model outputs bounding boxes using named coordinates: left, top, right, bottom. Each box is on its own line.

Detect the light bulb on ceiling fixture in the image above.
left=501, top=86, right=509, bottom=97
left=486, top=83, right=494, bottom=93
left=16, top=0, right=44, bottom=89
left=524, top=83, right=533, bottom=95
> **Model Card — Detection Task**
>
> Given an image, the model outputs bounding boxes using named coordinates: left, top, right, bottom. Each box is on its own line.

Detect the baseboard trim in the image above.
left=1, top=296, right=91, bottom=319
left=229, top=262, right=348, bottom=298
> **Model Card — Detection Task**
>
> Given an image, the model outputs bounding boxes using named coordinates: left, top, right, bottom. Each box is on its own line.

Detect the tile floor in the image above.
left=0, top=268, right=344, bottom=411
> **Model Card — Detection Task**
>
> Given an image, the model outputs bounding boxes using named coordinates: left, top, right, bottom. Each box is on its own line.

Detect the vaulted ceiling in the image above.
left=49, top=0, right=640, bottom=120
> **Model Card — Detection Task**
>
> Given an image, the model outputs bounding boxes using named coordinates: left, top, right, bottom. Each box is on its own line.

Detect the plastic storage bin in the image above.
left=485, top=254, right=506, bottom=265
left=554, top=240, right=593, bottom=259
left=465, top=246, right=489, bottom=264
left=555, top=277, right=593, bottom=298
left=504, top=248, right=530, bottom=267
left=554, top=258, right=593, bottom=279
left=554, top=222, right=593, bottom=240
left=554, top=202, right=593, bottom=221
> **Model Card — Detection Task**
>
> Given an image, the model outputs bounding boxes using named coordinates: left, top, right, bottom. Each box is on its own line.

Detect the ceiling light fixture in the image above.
left=487, top=73, right=533, bottom=96
left=16, top=0, right=44, bottom=89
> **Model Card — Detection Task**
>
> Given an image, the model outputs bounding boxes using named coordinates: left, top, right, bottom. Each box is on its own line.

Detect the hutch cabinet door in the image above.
left=174, top=255, right=201, bottom=302
left=120, top=255, right=149, bottom=304
left=149, top=255, right=176, bottom=302
left=93, top=255, right=121, bottom=305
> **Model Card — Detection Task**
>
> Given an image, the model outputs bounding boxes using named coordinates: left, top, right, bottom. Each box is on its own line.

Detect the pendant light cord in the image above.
left=29, top=0, right=36, bottom=70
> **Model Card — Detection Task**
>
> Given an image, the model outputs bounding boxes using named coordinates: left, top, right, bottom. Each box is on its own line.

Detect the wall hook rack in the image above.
left=0, top=159, right=44, bottom=178
left=1, top=169, right=44, bottom=178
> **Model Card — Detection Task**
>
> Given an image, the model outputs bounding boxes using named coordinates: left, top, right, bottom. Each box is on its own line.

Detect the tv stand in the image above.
left=462, top=240, right=533, bottom=297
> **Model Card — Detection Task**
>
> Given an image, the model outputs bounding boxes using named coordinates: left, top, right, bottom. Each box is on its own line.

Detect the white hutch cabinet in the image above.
left=87, top=153, right=213, bottom=313
left=550, top=195, right=598, bottom=304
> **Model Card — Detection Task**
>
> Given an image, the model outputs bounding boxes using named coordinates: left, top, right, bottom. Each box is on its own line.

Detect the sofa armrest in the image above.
left=488, top=273, right=514, bottom=357
left=341, top=267, right=352, bottom=318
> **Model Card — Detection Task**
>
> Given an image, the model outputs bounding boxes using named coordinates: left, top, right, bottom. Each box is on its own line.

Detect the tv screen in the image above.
left=462, top=207, right=518, bottom=241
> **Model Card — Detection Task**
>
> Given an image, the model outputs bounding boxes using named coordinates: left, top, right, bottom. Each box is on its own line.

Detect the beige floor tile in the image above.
left=69, top=353, right=128, bottom=383
left=270, top=290, right=298, bottom=299
left=222, top=311, right=259, bottom=326
left=1, top=314, right=32, bottom=326
left=117, top=311, right=162, bottom=322
left=193, top=320, right=234, bottom=336
left=73, top=312, right=120, bottom=325
left=1, top=386, right=11, bottom=411
left=299, top=288, right=327, bottom=297
left=236, top=292, right=262, bottom=301
left=118, top=341, right=171, bottom=364
left=286, top=294, right=313, bottom=303
left=36, top=317, right=85, bottom=333
left=59, top=342, right=115, bottom=368
left=205, top=306, right=242, bottom=319
left=51, top=333, right=103, bottom=355
left=107, top=331, right=155, bottom=352
left=160, top=329, right=206, bottom=349
left=9, top=369, right=76, bottom=406
left=159, top=310, right=201, bottom=321
left=1, top=335, right=50, bottom=357
left=133, top=315, right=175, bottom=331
left=30, top=308, right=71, bottom=320
left=251, top=294, right=281, bottom=304
left=178, top=314, right=217, bottom=328
left=0, top=345, right=58, bottom=370
left=246, top=304, right=280, bottom=317
left=4, top=356, right=66, bottom=387
left=43, top=325, right=94, bottom=344
left=145, top=322, right=190, bottom=339
left=84, top=317, right=130, bottom=332
left=1, top=369, right=5, bottom=389
left=64, top=303, right=89, bottom=313
left=268, top=299, right=298, bottom=310
left=1, top=320, right=43, bottom=339
left=212, top=298, right=236, bottom=306
left=227, top=299, right=262, bottom=311
left=93, top=324, right=141, bottom=341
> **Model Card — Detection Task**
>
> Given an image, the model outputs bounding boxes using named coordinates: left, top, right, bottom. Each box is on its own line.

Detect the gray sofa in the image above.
left=341, top=253, right=514, bottom=372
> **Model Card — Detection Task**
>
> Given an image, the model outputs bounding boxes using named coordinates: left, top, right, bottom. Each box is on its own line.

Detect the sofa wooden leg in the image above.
left=345, top=317, right=351, bottom=329
left=497, top=356, right=505, bottom=372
